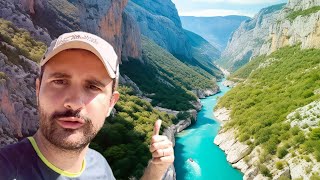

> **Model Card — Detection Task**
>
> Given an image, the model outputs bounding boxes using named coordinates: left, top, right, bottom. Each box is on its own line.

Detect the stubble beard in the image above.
left=38, top=106, right=100, bottom=152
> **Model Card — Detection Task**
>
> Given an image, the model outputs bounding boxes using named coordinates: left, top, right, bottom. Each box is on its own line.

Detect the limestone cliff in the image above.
left=286, top=0, right=320, bottom=11
left=125, top=0, right=192, bottom=59
left=214, top=102, right=320, bottom=179
left=261, top=1, right=320, bottom=55
left=125, top=0, right=223, bottom=79
left=220, top=0, right=320, bottom=72
left=0, top=0, right=141, bottom=61
left=218, top=3, right=285, bottom=72
left=0, top=43, right=39, bottom=147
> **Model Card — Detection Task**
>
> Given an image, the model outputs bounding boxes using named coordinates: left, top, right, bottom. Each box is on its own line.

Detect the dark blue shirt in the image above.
left=0, top=137, right=115, bottom=180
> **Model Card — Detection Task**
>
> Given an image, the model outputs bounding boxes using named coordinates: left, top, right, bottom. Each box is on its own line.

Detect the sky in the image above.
left=171, top=0, right=288, bottom=17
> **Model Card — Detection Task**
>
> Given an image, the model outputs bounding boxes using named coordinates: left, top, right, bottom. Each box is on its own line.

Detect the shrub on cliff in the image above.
left=121, top=37, right=217, bottom=111
left=287, top=6, right=320, bottom=21
left=91, top=86, right=175, bottom=179
left=0, top=18, right=46, bottom=63
left=218, top=45, right=320, bottom=162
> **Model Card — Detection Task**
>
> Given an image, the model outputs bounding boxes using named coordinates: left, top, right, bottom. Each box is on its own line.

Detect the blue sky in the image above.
left=171, top=0, right=288, bottom=17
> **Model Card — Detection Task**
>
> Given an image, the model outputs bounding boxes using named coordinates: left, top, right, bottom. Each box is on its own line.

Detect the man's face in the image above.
left=36, top=49, right=119, bottom=151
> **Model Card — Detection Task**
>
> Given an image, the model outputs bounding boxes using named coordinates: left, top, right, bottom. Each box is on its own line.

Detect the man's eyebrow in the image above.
left=85, top=79, right=106, bottom=88
left=47, top=72, right=71, bottom=79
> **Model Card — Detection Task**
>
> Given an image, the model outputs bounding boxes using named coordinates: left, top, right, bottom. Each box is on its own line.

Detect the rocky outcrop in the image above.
left=119, top=74, right=143, bottom=96
left=286, top=100, right=320, bottom=132
left=0, top=0, right=52, bottom=44
left=214, top=129, right=250, bottom=164
left=125, top=0, right=192, bottom=59
left=213, top=107, right=231, bottom=123
left=192, top=87, right=220, bottom=99
left=261, top=5, right=320, bottom=54
left=0, top=0, right=141, bottom=61
left=214, top=103, right=320, bottom=179
left=286, top=0, right=320, bottom=10
left=222, top=80, right=236, bottom=88
left=125, top=0, right=223, bottom=78
left=220, top=0, right=320, bottom=72
left=219, top=3, right=285, bottom=72
left=0, top=46, right=39, bottom=147
left=162, top=110, right=198, bottom=180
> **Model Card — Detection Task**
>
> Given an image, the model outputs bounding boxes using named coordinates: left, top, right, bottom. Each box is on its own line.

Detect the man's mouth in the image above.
left=57, top=117, right=85, bottom=129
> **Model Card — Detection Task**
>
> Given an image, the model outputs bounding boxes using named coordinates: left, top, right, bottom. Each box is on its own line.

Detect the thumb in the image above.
left=153, top=119, right=162, bottom=136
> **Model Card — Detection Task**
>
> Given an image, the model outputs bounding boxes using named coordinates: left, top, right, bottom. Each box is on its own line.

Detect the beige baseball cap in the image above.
left=40, top=31, right=119, bottom=80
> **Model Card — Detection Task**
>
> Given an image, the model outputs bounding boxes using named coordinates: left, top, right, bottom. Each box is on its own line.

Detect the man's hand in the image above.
left=150, top=119, right=174, bottom=166
left=141, top=120, right=174, bottom=180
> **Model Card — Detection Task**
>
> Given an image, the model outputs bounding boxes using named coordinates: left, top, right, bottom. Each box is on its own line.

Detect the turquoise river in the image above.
left=174, top=81, right=243, bottom=179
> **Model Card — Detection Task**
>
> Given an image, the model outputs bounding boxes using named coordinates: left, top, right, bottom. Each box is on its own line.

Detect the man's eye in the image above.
left=52, top=79, right=67, bottom=85
left=87, top=84, right=101, bottom=91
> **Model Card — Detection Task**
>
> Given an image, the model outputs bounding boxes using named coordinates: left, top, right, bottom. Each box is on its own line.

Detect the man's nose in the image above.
left=63, top=89, right=85, bottom=110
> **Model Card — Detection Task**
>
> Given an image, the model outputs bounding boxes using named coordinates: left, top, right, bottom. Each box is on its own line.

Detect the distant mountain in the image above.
left=217, top=4, right=285, bottom=72
left=126, top=0, right=223, bottom=78
left=184, top=30, right=223, bottom=79
left=180, top=15, right=250, bottom=51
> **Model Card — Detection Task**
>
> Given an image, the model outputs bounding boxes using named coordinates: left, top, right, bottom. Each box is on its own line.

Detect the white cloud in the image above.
left=178, top=9, right=255, bottom=17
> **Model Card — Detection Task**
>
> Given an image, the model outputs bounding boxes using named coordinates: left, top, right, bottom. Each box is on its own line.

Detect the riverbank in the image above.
left=213, top=103, right=320, bottom=179
left=162, top=109, right=198, bottom=180
left=173, top=80, right=242, bottom=180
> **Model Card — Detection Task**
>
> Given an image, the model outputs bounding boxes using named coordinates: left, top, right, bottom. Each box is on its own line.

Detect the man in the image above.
left=0, top=32, right=174, bottom=179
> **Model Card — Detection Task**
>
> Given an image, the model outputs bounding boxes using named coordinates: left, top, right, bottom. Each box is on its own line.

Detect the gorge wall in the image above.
left=220, top=0, right=320, bottom=72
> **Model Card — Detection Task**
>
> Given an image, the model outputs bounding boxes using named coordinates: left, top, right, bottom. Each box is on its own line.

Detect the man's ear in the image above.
left=36, top=78, right=40, bottom=104
left=107, top=91, right=120, bottom=117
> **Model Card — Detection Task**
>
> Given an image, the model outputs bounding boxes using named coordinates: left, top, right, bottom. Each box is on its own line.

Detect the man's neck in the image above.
left=33, top=131, right=88, bottom=173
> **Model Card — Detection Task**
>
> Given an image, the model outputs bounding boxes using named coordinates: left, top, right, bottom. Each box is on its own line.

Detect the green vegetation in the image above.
left=121, top=58, right=196, bottom=110
left=218, top=45, right=320, bottom=160
left=183, top=30, right=223, bottom=79
left=142, top=37, right=216, bottom=90
left=310, top=173, right=320, bottom=180
left=258, top=164, right=271, bottom=177
left=287, top=6, right=320, bottom=21
left=277, top=146, right=288, bottom=159
left=91, top=86, right=175, bottom=179
left=275, top=161, right=284, bottom=170
left=121, top=37, right=218, bottom=110
left=0, top=18, right=47, bottom=63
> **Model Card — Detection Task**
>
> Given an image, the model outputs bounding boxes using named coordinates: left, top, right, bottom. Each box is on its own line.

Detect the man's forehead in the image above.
left=45, top=49, right=109, bottom=75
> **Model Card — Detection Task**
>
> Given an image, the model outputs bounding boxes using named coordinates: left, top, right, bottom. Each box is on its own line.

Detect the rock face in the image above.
left=220, top=0, right=320, bottom=72
left=261, top=6, right=320, bottom=54
left=286, top=100, right=320, bottom=132
left=214, top=129, right=250, bottom=164
left=0, top=0, right=52, bottom=44
left=0, top=0, right=141, bottom=61
left=286, top=0, right=320, bottom=10
left=213, top=107, right=231, bottom=123
left=214, top=102, right=320, bottom=179
left=192, top=87, right=220, bottom=99
left=0, top=46, right=39, bottom=147
left=119, top=74, right=143, bottom=96
left=219, top=3, right=285, bottom=72
left=125, top=0, right=192, bottom=59
left=125, top=0, right=223, bottom=78
left=162, top=111, right=198, bottom=180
